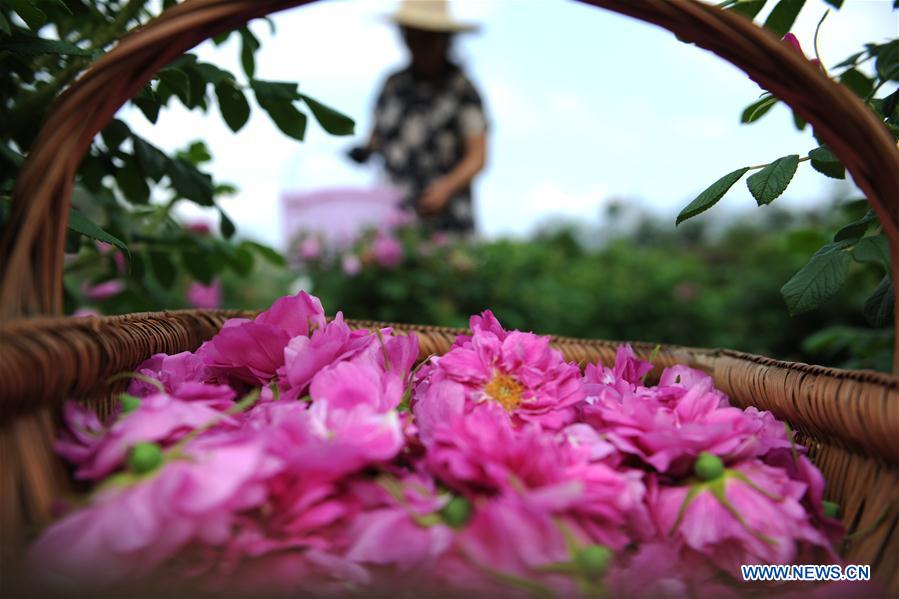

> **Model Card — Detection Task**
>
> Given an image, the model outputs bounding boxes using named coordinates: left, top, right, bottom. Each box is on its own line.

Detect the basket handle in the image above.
left=1, top=0, right=897, bottom=363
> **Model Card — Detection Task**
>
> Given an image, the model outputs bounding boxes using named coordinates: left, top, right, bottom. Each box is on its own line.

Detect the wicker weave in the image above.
left=1, top=0, right=897, bottom=593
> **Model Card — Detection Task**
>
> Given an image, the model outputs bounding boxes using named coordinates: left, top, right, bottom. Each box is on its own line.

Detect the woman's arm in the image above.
left=419, top=133, right=487, bottom=214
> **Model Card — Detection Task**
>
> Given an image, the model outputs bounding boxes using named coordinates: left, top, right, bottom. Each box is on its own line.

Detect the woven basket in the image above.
left=1, top=0, right=898, bottom=593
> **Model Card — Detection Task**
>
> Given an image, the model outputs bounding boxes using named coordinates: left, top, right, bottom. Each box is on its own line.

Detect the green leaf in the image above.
left=215, top=80, right=250, bottom=132
left=781, top=241, right=852, bottom=315
left=239, top=27, right=259, bottom=78
left=68, top=209, right=129, bottom=258
left=747, top=154, right=798, bottom=206
left=132, top=136, right=167, bottom=181
left=808, top=145, right=845, bottom=179
left=176, top=141, right=212, bottom=166
left=0, top=12, right=11, bottom=36
left=728, top=0, right=767, bottom=19
left=882, top=89, right=899, bottom=122
left=875, top=40, right=899, bottom=82
left=102, top=118, right=131, bottom=151
left=822, top=0, right=842, bottom=7
left=167, top=158, right=214, bottom=206
left=157, top=68, right=191, bottom=106
left=763, top=0, right=805, bottom=37
left=864, top=276, right=894, bottom=327
left=834, top=210, right=875, bottom=242
left=64, top=227, right=81, bottom=253
left=149, top=251, right=176, bottom=287
left=260, top=100, right=307, bottom=140
left=832, top=51, right=865, bottom=69
left=300, top=94, right=355, bottom=136
left=839, top=69, right=873, bottom=99
left=224, top=246, right=254, bottom=275
left=0, top=36, right=94, bottom=56
left=7, top=0, right=47, bottom=31
left=115, top=156, right=150, bottom=204
left=853, top=234, right=890, bottom=271
left=741, top=95, right=778, bottom=123
left=218, top=207, right=236, bottom=239
left=133, top=86, right=161, bottom=124
left=676, top=167, right=750, bottom=225
left=242, top=240, right=285, bottom=266
left=182, top=250, right=215, bottom=284
left=251, top=79, right=299, bottom=102
left=193, top=62, right=230, bottom=85
left=0, top=142, right=24, bottom=167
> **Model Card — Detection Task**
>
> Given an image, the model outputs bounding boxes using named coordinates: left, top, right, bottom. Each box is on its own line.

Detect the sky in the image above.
left=121, top=0, right=898, bottom=248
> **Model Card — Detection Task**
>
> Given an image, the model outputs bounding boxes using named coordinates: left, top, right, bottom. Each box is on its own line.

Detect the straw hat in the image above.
left=389, top=0, right=479, bottom=34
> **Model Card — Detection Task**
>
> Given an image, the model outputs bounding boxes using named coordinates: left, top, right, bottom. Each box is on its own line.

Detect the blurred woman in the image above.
left=349, top=0, right=488, bottom=234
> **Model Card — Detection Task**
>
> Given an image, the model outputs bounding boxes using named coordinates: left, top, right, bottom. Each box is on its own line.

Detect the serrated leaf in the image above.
left=834, top=210, right=876, bottom=242
left=747, top=155, right=798, bottom=205
left=864, top=276, right=894, bottom=327
left=218, top=207, right=235, bottom=239
left=781, top=241, right=852, bottom=315
left=763, top=0, right=805, bottom=37
left=149, top=251, right=176, bottom=287
left=853, top=234, right=890, bottom=271
left=68, top=209, right=129, bottom=258
left=839, top=69, right=873, bottom=98
left=132, top=136, right=167, bottom=181
left=157, top=68, right=191, bottom=106
left=239, top=27, right=259, bottom=78
left=875, top=40, right=899, bottom=82
left=300, top=94, right=355, bottom=136
left=215, top=80, right=250, bottom=132
left=7, top=0, right=47, bottom=31
left=0, top=36, right=94, bottom=56
left=167, top=158, right=214, bottom=206
left=741, top=95, right=778, bottom=124
left=677, top=167, right=750, bottom=225
left=115, top=156, right=150, bottom=204
left=808, top=145, right=845, bottom=179
left=729, top=0, right=767, bottom=19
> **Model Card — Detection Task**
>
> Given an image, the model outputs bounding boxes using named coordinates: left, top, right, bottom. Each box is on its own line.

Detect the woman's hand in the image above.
left=419, top=178, right=454, bottom=214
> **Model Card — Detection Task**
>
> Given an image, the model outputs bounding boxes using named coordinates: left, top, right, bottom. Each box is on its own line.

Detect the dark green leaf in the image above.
left=0, top=143, right=24, bottom=167
left=7, top=0, right=47, bottom=30
left=115, top=156, right=150, bottom=204
left=763, top=0, right=805, bottom=37
left=215, top=80, right=250, bottom=132
left=875, top=40, right=899, bottom=82
left=834, top=210, right=875, bottom=242
left=219, top=207, right=235, bottom=239
left=157, top=68, right=191, bottom=106
left=68, top=209, right=129, bottom=257
left=194, top=62, right=229, bottom=85
left=676, top=167, right=750, bottom=225
left=227, top=247, right=254, bottom=275
left=864, top=276, right=894, bottom=327
left=883, top=89, right=899, bottom=122
left=251, top=79, right=299, bottom=102
left=133, top=86, right=160, bottom=124
left=212, top=30, right=231, bottom=45
left=261, top=101, right=307, bottom=141
left=0, top=36, right=94, bottom=56
left=741, top=95, right=778, bottom=124
left=149, top=251, right=176, bottom=287
left=792, top=110, right=806, bottom=131
left=853, top=234, right=890, bottom=271
left=0, top=12, right=11, bottom=36
left=65, top=228, right=81, bottom=253
left=822, top=0, right=842, bottom=7
left=832, top=51, right=865, bottom=69
left=242, top=240, right=285, bottom=266
left=132, top=136, right=166, bottom=181
left=839, top=69, right=873, bottom=99
left=808, top=145, right=845, bottom=179
left=167, top=158, right=214, bottom=205
left=183, top=65, right=208, bottom=110
left=728, top=0, right=767, bottom=19
left=130, top=252, right=146, bottom=281
left=182, top=250, right=215, bottom=284
left=239, top=27, right=259, bottom=78
left=300, top=94, right=355, bottom=136
left=102, top=118, right=131, bottom=151
left=781, top=241, right=852, bottom=315
left=747, top=154, right=798, bottom=206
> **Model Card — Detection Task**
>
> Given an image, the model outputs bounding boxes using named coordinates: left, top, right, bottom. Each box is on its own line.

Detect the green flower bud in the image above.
left=823, top=500, right=840, bottom=519
left=694, top=452, right=725, bottom=481
left=440, top=496, right=472, bottom=529
left=119, top=393, right=141, bottom=414
left=128, top=442, right=163, bottom=474
left=575, top=544, right=612, bottom=578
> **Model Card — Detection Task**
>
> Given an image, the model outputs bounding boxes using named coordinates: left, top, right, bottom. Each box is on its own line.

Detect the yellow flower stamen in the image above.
left=484, top=372, right=523, bottom=412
